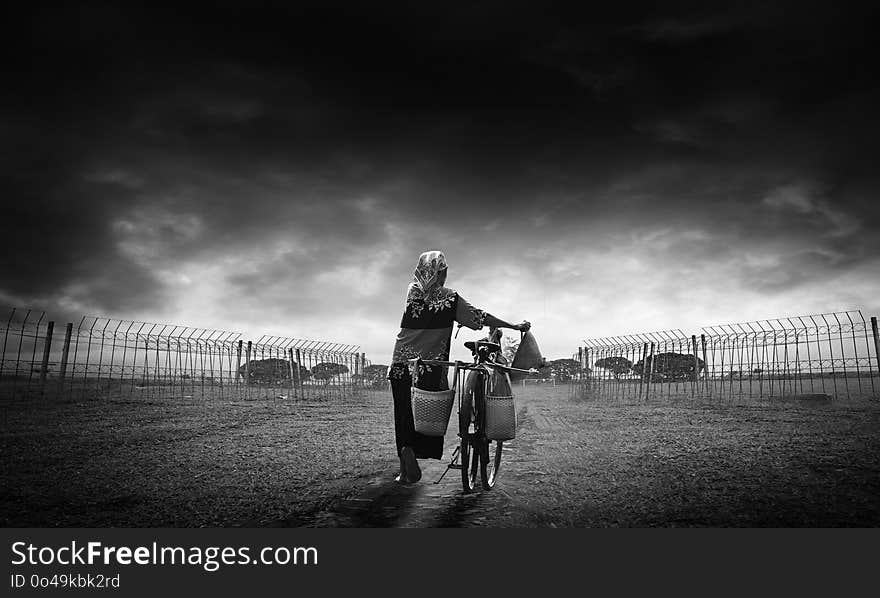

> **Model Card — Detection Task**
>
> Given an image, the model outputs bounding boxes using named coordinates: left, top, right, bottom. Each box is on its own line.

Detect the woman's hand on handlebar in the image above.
left=482, top=313, right=530, bottom=332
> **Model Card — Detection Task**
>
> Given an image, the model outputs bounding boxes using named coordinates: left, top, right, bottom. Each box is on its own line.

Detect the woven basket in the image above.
left=485, top=394, right=516, bottom=440
left=411, top=387, right=455, bottom=437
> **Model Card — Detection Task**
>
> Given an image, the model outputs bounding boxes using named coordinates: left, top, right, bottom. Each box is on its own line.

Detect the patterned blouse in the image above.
left=388, top=283, right=487, bottom=379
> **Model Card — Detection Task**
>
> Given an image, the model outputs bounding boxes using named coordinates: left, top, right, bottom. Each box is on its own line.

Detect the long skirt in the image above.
left=389, top=363, right=448, bottom=460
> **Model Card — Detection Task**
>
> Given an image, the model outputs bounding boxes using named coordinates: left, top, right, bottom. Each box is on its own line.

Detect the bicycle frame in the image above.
left=409, top=353, right=534, bottom=491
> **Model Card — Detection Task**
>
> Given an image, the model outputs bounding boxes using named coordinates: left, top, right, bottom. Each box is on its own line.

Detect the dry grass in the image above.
left=1, top=384, right=879, bottom=527
left=0, top=389, right=394, bottom=526
left=485, top=387, right=880, bottom=526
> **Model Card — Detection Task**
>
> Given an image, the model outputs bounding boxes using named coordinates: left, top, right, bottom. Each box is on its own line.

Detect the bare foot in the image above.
left=401, top=446, right=421, bottom=483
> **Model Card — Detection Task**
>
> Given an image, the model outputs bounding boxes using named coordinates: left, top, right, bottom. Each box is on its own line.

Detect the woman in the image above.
left=388, top=250, right=529, bottom=483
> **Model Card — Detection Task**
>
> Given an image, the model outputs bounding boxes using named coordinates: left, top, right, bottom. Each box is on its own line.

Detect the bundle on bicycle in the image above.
left=408, top=327, right=542, bottom=492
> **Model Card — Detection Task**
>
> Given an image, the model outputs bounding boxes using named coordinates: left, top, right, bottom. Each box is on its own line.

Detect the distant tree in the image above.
left=284, top=362, right=311, bottom=383
left=312, top=362, right=350, bottom=386
left=291, top=363, right=311, bottom=383
left=239, top=358, right=285, bottom=384
left=632, top=352, right=704, bottom=382
left=238, top=358, right=310, bottom=384
left=362, top=364, right=390, bottom=389
left=594, top=356, right=633, bottom=379
left=548, top=358, right=582, bottom=382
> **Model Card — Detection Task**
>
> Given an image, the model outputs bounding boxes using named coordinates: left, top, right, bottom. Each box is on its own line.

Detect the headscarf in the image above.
left=412, top=250, right=447, bottom=294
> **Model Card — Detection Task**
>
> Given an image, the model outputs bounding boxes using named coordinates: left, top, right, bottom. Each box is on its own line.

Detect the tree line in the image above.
left=237, top=358, right=351, bottom=386
left=594, top=353, right=706, bottom=381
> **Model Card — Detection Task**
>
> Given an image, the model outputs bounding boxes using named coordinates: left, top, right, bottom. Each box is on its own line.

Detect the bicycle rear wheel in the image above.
left=460, top=433, right=479, bottom=492
left=459, top=372, right=482, bottom=493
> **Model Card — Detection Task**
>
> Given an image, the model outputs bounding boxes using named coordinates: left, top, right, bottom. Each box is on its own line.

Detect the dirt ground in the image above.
left=2, top=384, right=879, bottom=527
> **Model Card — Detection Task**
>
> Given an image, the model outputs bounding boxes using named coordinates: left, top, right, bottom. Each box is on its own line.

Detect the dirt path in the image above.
left=295, top=407, right=536, bottom=528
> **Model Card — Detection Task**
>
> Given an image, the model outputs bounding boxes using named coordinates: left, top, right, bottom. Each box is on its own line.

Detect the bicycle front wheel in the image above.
left=480, top=439, right=503, bottom=490
left=474, top=368, right=504, bottom=490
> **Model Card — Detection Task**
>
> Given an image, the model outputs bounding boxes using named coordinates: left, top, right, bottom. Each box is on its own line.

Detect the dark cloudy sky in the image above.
left=3, top=1, right=879, bottom=362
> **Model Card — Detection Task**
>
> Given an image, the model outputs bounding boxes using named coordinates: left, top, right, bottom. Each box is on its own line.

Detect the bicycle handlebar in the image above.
left=407, top=357, right=537, bottom=375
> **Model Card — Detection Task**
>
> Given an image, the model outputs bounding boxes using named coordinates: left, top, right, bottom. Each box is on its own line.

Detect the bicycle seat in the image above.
left=464, top=340, right=501, bottom=354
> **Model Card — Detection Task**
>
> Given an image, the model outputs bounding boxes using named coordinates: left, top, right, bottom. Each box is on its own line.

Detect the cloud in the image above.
left=1, top=2, right=879, bottom=361
left=635, top=14, right=746, bottom=42
left=763, top=184, right=819, bottom=213
left=762, top=183, right=860, bottom=238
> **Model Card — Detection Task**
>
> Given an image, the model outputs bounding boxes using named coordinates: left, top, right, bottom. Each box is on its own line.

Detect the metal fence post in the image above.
left=577, top=347, right=583, bottom=382
left=236, top=340, right=243, bottom=389
left=701, top=334, right=708, bottom=395
left=287, top=349, right=299, bottom=396
left=872, top=317, right=880, bottom=379
left=40, top=321, right=54, bottom=385
left=59, top=323, right=73, bottom=381
left=244, top=341, right=253, bottom=399
left=584, top=348, right=590, bottom=396
left=295, top=348, right=304, bottom=397
left=639, top=343, right=647, bottom=400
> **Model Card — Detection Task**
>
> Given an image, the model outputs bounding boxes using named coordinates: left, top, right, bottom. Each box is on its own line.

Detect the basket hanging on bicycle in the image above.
left=411, top=359, right=458, bottom=437
left=484, top=353, right=517, bottom=440
left=411, top=387, right=455, bottom=437
left=484, top=394, right=516, bottom=440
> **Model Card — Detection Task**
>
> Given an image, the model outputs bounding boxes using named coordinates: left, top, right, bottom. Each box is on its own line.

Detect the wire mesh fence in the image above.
left=571, top=310, right=880, bottom=403
left=0, top=308, right=370, bottom=402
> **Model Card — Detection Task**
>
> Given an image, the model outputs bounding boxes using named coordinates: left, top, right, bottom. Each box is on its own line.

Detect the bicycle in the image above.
left=410, top=330, right=535, bottom=493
